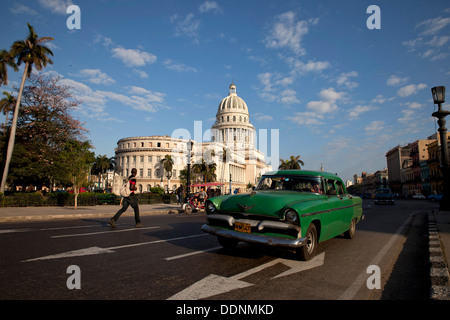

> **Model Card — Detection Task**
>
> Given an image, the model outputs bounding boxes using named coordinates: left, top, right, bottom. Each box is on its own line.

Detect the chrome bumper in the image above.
left=201, top=223, right=308, bottom=249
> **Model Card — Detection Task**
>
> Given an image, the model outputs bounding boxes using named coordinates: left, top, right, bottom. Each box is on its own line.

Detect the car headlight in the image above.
left=206, top=201, right=216, bottom=214
left=285, top=209, right=299, bottom=224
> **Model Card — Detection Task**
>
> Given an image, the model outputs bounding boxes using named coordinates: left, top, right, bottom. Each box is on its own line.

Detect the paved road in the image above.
left=0, top=200, right=437, bottom=303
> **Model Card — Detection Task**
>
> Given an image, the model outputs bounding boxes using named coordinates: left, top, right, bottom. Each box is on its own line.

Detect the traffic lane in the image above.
left=1, top=201, right=435, bottom=300
left=191, top=202, right=430, bottom=300
left=0, top=214, right=205, bottom=261
left=1, top=214, right=274, bottom=299
left=0, top=214, right=212, bottom=299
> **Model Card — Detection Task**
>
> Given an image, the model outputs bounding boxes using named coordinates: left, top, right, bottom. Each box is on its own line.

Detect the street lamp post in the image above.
left=431, top=86, right=450, bottom=211
left=166, top=169, right=172, bottom=193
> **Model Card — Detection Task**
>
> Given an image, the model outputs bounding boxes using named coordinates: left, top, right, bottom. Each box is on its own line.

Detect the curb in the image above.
left=428, top=211, right=450, bottom=300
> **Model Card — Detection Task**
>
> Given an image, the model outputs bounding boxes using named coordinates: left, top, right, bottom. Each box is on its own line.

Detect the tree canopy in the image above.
left=0, top=73, right=90, bottom=189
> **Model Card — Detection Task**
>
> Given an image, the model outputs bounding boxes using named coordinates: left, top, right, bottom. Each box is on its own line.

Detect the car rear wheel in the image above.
left=297, top=223, right=318, bottom=261
left=344, top=218, right=356, bottom=239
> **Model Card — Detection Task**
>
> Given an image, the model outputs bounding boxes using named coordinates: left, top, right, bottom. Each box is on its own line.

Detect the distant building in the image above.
left=385, top=134, right=448, bottom=197
left=113, top=83, right=272, bottom=195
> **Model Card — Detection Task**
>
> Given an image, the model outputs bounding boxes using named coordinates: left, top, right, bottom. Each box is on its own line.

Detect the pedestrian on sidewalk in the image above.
left=109, top=168, right=144, bottom=228
left=176, top=185, right=183, bottom=206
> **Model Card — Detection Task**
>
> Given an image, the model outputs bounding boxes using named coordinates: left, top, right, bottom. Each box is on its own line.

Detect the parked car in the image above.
left=412, top=193, right=426, bottom=200
left=428, top=194, right=443, bottom=202
left=374, top=188, right=395, bottom=205
left=202, top=170, right=364, bottom=260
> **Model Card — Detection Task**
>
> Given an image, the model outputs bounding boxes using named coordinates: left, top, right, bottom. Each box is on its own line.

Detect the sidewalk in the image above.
left=0, top=203, right=184, bottom=223
left=429, top=209, right=450, bottom=300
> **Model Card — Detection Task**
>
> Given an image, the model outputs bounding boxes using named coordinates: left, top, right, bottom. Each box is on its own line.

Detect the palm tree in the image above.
left=92, top=155, right=110, bottom=190
left=160, top=154, right=174, bottom=191
left=192, top=158, right=217, bottom=183
left=0, top=49, right=18, bottom=87
left=278, top=155, right=305, bottom=170
left=278, top=158, right=290, bottom=170
left=0, top=91, right=16, bottom=126
left=288, top=155, right=304, bottom=169
left=0, top=23, right=53, bottom=193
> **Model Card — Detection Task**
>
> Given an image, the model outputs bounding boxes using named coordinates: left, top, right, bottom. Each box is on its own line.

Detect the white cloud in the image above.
left=254, top=114, right=273, bottom=122
left=371, top=94, right=387, bottom=104
left=133, top=69, right=149, bottom=79
left=265, top=11, right=316, bottom=56
left=427, top=35, right=450, bottom=47
left=280, top=89, right=300, bottom=104
left=76, top=69, right=115, bottom=85
left=306, top=87, right=346, bottom=114
left=387, top=75, right=409, bottom=86
left=365, top=120, right=385, bottom=135
left=403, top=17, right=450, bottom=60
left=286, top=57, right=330, bottom=74
left=397, top=83, right=427, bottom=97
left=171, top=13, right=201, bottom=41
left=416, top=17, right=450, bottom=36
left=10, top=4, right=39, bottom=15
left=93, top=33, right=114, bottom=48
left=347, top=105, right=374, bottom=120
left=257, top=72, right=300, bottom=104
left=38, top=0, right=72, bottom=14
left=112, top=47, right=157, bottom=67
left=336, top=71, right=359, bottom=89
left=306, top=100, right=338, bottom=113
left=398, top=102, right=424, bottom=123
left=60, top=76, right=166, bottom=120
left=164, top=59, right=198, bottom=73
left=287, top=112, right=323, bottom=125
left=199, top=1, right=222, bottom=14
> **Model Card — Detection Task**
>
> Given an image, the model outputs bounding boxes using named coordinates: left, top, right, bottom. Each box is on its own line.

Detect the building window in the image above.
left=139, top=169, right=143, bottom=177
left=157, top=142, right=161, bottom=147
left=148, top=156, right=152, bottom=162
left=140, top=156, right=144, bottom=163
left=148, top=169, right=152, bottom=177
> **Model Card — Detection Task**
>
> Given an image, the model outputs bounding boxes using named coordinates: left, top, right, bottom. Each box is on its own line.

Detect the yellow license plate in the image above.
left=235, top=222, right=251, bottom=233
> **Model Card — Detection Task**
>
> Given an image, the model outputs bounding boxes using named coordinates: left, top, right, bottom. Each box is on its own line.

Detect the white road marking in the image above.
left=338, top=212, right=414, bottom=300
left=51, top=226, right=160, bottom=238
left=1, top=224, right=109, bottom=234
left=167, top=252, right=325, bottom=300
left=165, top=246, right=222, bottom=261
left=24, top=247, right=115, bottom=262
left=23, top=233, right=208, bottom=262
left=0, top=229, right=31, bottom=234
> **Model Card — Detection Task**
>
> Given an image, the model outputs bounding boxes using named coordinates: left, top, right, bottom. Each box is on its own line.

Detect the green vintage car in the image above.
left=201, top=170, right=364, bottom=260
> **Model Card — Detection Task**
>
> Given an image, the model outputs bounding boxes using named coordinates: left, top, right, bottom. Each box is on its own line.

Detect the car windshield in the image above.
left=256, top=175, right=324, bottom=194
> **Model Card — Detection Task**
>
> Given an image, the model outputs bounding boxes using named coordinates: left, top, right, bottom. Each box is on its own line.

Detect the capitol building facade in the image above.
left=112, top=83, right=272, bottom=194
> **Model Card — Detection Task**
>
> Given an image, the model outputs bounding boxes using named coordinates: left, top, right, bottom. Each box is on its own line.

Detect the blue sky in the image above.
left=1, top=0, right=449, bottom=183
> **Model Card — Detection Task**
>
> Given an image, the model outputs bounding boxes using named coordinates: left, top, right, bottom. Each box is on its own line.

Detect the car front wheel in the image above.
left=218, top=236, right=239, bottom=250
left=297, top=223, right=318, bottom=261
